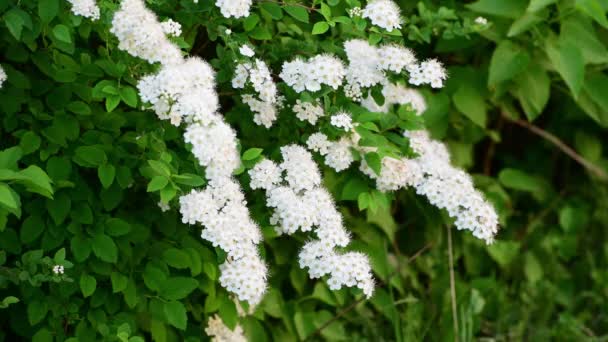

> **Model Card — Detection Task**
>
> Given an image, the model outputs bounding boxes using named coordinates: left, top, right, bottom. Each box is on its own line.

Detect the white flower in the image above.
left=233, top=60, right=279, bottom=128
left=293, top=100, right=325, bottom=125
left=408, top=58, right=447, bottom=88
left=249, top=159, right=282, bottom=191
left=325, top=139, right=354, bottom=172
left=158, top=201, right=170, bottom=212
left=239, top=45, right=255, bottom=57
left=377, top=44, right=417, bottom=73
left=280, top=54, right=345, bottom=93
left=205, top=315, right=247, bottom=342
left=111, top=0, right=183, bottom=65
left=362, top=0, right=402, bottom=31
left=306, top=133, right=332, bottom=155
left=184, top=122, right=241, bottom=181
left=347, top=7, right=363, bottom=17
left=361, top=83, right=427, bottom=115
left=475, top=17, right=488, bottom=25
left=279, top=145, right=321, bottom=192
left=160, top=19, right=182, bottom=36
left=225, top=28, right=232, bottom=35
left=52, top=265, right=65, bottom=275
left=67, top=0, right=100, bottom=20
left=330, top=112, right=354, bottom=131
left=215, top=0, right=252, bottom=18
left=0, top=66, right=6, bottom=89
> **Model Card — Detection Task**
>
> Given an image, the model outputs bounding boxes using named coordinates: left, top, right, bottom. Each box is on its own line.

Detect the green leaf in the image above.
left=106, top=95, right=121, bottom=112
left=20, top=215, right=45, bottom=244
left=545, top=39, right=585, bottom=97
left=508, top=11, right=546, bottom=37
left=38, top=0, right=60, bottom=23
left=19, top=132, right=41, bottom=155
left=219, top=296, right=238, bottom=330
left=147, top=176, right=168, bottom=192
left=53, top=24, right=72, bottom=43
left=487, top=241, right=520, bottom=267
left=4, top=9, right=27, bottom=40
left=498, top=168, right=550, bottom=200
left=67, top=101, right=92, bottom=115
left=98, top=164, right=116, bottom=189
left=561, top=15, right=608, bottom=65
left=0, top=184, right=18, bottom=210
left=248, top=26, right=272, bottom=40
left=0, top=147, right=23, bottom=170
left=111, top=272, right=129, bottom=293
left=164, top=301, right=188, bottom=330
left=261, top=3, right=283, bottom=19
left=28, top=300, right=49, bottom=325
left=514, top=64, right=550, bottom=121
left=466, top=0, right=527, bottom=18
left=71, top=202, right=93, bottom=224
left=364, top=153, right=382, bottom=176
left=163, top=248, right=191, bottom=269
left=159, top=277, right=198, bottom=300
left=18, top=166, right=54, bottom=199
left=172, top=174, right=206, bottom=187
left=488, top=40, right=530, bottom=85
left=105, top=218, right=131, bottom=236
left=92, top=233, right=118, bottom=263
left=583, top=73, right=608, bottom=113
left=527, top=0, right=556, bottom=12
left=242, top=148, right=263, bottom=161
left=80, top=274, right=97, bottom=297
left=284, top=5, right=309, bottom=23
left=32, top=329, right=53, bottom=342
left=312, top=22, right=330, bottom=35
left=575, top=0, right=608, bottom=28
left=71, top=235, right=91, bottom=262
left=74, top=146, right=107, bottom=167
left=46, top=192, right=71, bottom=225
left=120, top=86, right=138, bottom=108
left=452, top=84, right=487, bottom=127
left=524, top=252, right=543, bottom=283
left=54, top=248, right=65, bottom=262
left=0, top=296, right=19, bottom=309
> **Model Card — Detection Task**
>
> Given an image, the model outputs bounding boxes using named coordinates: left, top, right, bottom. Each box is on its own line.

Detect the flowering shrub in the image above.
left=1, top=0, right=608, bottom=341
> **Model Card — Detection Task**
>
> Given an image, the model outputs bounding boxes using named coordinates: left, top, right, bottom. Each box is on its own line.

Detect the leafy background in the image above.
left=1, top=0, right=608, bottom=341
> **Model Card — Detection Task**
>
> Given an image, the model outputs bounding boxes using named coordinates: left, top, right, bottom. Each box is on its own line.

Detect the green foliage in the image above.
left=1, top=0, right=607, bottom=341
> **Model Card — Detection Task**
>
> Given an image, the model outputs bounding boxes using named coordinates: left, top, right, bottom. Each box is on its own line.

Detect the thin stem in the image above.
left=504, top=116, right=608, bottom=181
left=447, top=224, right=460, bottom=341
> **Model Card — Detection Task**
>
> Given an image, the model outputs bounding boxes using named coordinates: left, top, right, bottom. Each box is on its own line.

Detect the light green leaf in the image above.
left=111, top=272, right=129, bottom=293
left=312, top=22, right=330, bottom=35
left=0, top=184, right=18, bottom=210
left=488, top=40, right=530, bottom=85
left=92, top=233, right=118, bottom=263
left=38, top=0, right=60, bottom=23
left=147, top=176, right=168, bottom=192
left=242, top=148, right=263, bottom=161
left=159, top=277, right=198, bottom=300
left=466, top=0, right=528, bottom=18
left=162, top=248, right=191, bottom=269
left=164, top=301, right=188, bottom=330
left=545, top=39, right=585, bottom=97
left=80, top=274, right=97, bottom=297
left=284, top=5, right=309, bottom=23
left=452, top=84, right=487, bottom=127
left=514, top=64, right=550, bottom=121
left=53, top=24, right=72, bottom=43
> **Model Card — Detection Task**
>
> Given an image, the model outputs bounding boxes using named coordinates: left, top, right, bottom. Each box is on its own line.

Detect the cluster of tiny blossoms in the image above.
left=215, top=0, right=252, bottom=18
left=67, top=0, right=100, bottom=20
left=111, top=0, right=182, bottom=65
left=160, top=19, right=182, bottom=36
left=249, top=146, right=374, bottom=297
left=232, top=51, right=279, bottom=128
left=205, top=315, right=247, bottom=342
left=52, top=265, right=65, bottom=275
left=361, top=82, right=427, bottom=114
left=307, top=133, right=355, bottom=172
left=0, top=66, right=6, bottom=88
left=362, top=0, right=402, bottom=31
left=111, top=0, right=267, bottom=304
left=279, top=55, right=345, bottom=93
left=292, top=100, right=325, bottom=125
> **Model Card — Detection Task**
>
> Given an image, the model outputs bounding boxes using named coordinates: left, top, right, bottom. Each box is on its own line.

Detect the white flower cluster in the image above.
left=361, top=82, right=427, bottom=115
left=160, top=19, right=182, bottom=36
left=248, top=146, right=374, bottom=297
left=52, top=265, right=65, bottom=275
left=111, top=0, right=182, bottom=65
left=215, top=0, right=252, bottom=18
left=205, top=315, right=247, bottom=342
left=347, top=7, right=363, bottom=17
left=330, top=112, right=354, bottom=131
left=114, top=0, right=267, bottom=304
left=343, top=39, right=422, bottom=101
left=407, top=59, right=448, bottom=88
left=232, top=58, right=279, bottom=128
left=67, top=0, right=100, bottom=20
left=292, top=100, right=325, bottom=125
left=138, top=57, right=218, bottom=126
left=279, top=55, right=345, bottom=93
left=475, top=17, right=488, bottom=25
left=0, top=66, right=6, bottom=89
left=362, top=0, right=402, bottom=31
left=180, top=178, right=267, bottom=303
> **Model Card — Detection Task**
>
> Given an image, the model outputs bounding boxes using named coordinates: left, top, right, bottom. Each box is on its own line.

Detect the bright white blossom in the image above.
left=158, top=201, right=170, bottom=212
left=233, top=59, right=279, bottom=128
left=205, top=315, right=247, bottom=342
left=361, top=83, right=427, bottom=115
left=408, top=58, right=447, bottom=88
left=280, top=54, right=345, bottom=93
left=239, top=45, right=255, bottom=57
left=215, top=0, right=252, bottom=18
left=377, top=44, right=417, bottom=73
left=0, top=66, right=6, bottom=88
left=111, top=0, right=182, bottom=65
left=184, top=122, right=241, bottom=181
left=325, top=139, right=354, bottom=172
left=160, top=19, right=182, bottom=36
left=475, top=17, right=488, bottom=25
left=67, top=0, right=100, bottom=20
left=362, top=0, right=402, bottom=31
left=52, top=265, right=65, bottom=275
left=249, top=159, right=282, bottom=190
left=306, top=133, right=332, bottom=155
left=292, top=100, right=325, bottom=125
left=347, top=7, right=363, bottom=17
left=249, top=146, right=374, bottom=297
left=330, top=112, right=354, bottom=131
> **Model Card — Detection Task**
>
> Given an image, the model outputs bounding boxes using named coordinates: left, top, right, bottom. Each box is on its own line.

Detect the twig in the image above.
left=447, top=224, right=460, bottom=341
left=504, top=116, right=608, bottom=181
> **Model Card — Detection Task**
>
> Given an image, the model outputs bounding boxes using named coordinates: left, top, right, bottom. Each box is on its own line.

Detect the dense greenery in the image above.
left=1, top=0, right=607, bottom=341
